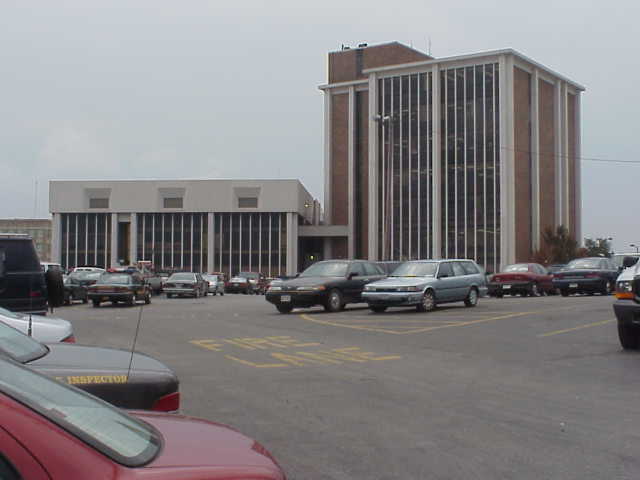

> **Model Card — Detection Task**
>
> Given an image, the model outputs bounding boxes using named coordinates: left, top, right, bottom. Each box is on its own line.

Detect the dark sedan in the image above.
left=489, top=263, right=554, bottom=297
left=552, top=257, right=619, bottom=296
left=87, top=272, right=151, bottom=307
left=265, top=259, right=386, bottom=313
left=163, top=272, right=208, bottom=298
left=63, top=271, right=102, bottom=304
left=0, top=320, right=179, bottom=411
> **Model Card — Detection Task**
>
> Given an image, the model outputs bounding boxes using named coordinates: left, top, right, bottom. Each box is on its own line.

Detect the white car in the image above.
left=0, top=306, right=75, bottom=343
left=72, top=266, right=106, bottom=273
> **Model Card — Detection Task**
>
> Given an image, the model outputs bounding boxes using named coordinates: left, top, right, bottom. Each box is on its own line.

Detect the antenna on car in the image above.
left=127, top=288, right=145, bottom=379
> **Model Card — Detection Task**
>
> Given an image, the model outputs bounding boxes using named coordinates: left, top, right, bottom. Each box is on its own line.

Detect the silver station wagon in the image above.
left=362, top=259, right=488, bottom=313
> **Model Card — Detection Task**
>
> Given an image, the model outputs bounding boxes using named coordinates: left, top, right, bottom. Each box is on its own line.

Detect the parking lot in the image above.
left=57, top=293, right=639, bottom=480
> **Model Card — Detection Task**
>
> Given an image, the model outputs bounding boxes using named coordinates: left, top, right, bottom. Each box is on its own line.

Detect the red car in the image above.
left=488, top=263, right=554, bottom=297
left=0, top=358, right=286, bottom=480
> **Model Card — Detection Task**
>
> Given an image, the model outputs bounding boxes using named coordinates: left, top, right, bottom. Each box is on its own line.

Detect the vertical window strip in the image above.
left=408, top=75, right=412, bottom=259
left=399, top=75, right=403, bottom=260
left=463, top=69, right=468, bottom=259
left=473, top=66, right=478, bottom=263
left=417, top=74, right=421, bottom=259
left=493, top=63, right=499, bottom=272
left=94, top=213, right=98, bottom=265
left=483, top=64, right=487, bottom=269
left=443, top=71, right=448, bottom=258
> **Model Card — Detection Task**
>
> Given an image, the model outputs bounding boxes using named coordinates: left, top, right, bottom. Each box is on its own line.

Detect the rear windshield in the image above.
left=238, top=272, right=259, bottom=279
left=0, top=359, right=161, bottom=467
left=70, top=272, right=102, bottom=281
left=390, top=262, right=438, bottom=277
left=169, top=273, right=194, bottom=281
left=203, top=275, right=218, bottom=281
left=300, top=262, right=348, bottom=277
left=0, top=319, right=48, bottom=363
left=0, top=240, right=41, bottom=272
left=503, top=264, right=530, bottom=272
left=98, top=274, right=132, bottom=284
left=566, top=259, right=602, bottom=270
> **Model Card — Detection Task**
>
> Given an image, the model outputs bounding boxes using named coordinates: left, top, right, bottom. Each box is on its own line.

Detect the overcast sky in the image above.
left=2, top=0, right=639, bottom=252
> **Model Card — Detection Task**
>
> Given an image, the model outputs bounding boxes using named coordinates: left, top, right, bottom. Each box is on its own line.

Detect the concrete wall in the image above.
left=330, top=94, right=349, bottom=225
left=514, top=67, right=532, bottom=262
left=538, top=79, right=556, bottom=238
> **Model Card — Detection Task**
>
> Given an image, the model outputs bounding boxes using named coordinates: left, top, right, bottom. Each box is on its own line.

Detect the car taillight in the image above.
left=554, top=274, right=563, bottom=279
left=586, top=273, right=599, bottom=278
left=152, top=391, right=180, bottom=412
left=61, top=334, right=76, bottom=343
left=29, top=291, right=42, bottom=297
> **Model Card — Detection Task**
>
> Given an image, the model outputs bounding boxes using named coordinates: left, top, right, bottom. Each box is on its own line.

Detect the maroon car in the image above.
left=489, top=263, right=554, bottom=297
left=0, top=357, right=286, bottom=479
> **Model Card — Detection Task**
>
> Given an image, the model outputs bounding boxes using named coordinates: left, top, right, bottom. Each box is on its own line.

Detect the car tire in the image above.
left=82, top=297, right=88, bottom=304
left=167, top=293, right=173, bottom=298
left=416, top=290, right=436, bottom=312
left=144, top=292, right=151, bottom=304
left=324, top=289, right=344, bottom=313
left=64, top=293, right=72, bottom=306
left=602, top=281, right=613, bottom=296
left=220, top=292, right=224, bottom=296
left=212, top=291, right=217, bottom=296
left=618, top=322, right=640, bottom=350
left=92, top=300, right=100, bottom=308
left=277, top=304, right=294, bottom=314
left=560, top=289, right=569, bottom=297
left=370, top=305, right=387, bottom=313
left=530, top=283, right=540, bottom=297
left=464, top=287, right=479, bottom=307
left=127, top=296, right=135, bottom=306
left=495, top=292, right=503, bottom=298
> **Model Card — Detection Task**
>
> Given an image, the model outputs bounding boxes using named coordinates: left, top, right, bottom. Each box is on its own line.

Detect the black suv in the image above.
left=265, top=259, right=386, bottom=314
left=614, top=273, right=640, bottom=349
left=0, top=234, right=49, bottom=314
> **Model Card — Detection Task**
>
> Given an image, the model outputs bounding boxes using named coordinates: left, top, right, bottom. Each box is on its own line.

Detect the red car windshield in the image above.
left=0, top=359, right=161, bottom=467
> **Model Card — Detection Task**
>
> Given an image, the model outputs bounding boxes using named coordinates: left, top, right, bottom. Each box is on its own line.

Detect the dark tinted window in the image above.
left=238, top=197, right=258, bottom=208
left=364, top=262, right=383, bottom=276
left=0, top=240, right=41, bottom=273
left=0, top=454, right=20, bottom=480
left=461, top=262, right=480, bottom=275
left=452, top=262, right=466, bottom=276
left=350, top=263, right=366, bottom=276
left=163, top=197, right=183, bottom=209
left=438, top=263, right=453, bottom=277
left=89, top=198, right=109, bottom=208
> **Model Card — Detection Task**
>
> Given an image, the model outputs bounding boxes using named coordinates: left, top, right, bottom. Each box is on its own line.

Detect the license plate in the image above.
left=281, top=295, right=291, bottom=303
left=569, top=283, right=578, bottom=288
left=502, top=285, right=511, bottom=290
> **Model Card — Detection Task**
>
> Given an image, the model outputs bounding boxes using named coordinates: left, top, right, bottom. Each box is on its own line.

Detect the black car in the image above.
left=0, top=234, right=49, bottom=314
left=87, top=272, right=152, bottom=307
left=0, top=319, right=180, bottom=411
left=63, top=271, right=102, bottom=304
left=265, top=259, right=386, bottom=313
left=552, top=257, right=619, bottom=296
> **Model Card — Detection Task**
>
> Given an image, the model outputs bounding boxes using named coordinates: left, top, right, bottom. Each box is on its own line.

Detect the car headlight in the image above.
left=270, top=286, right=282, bottom=291
left=617, top=281, right=633, bottom=293
left=364, top=285, right=375, bottom=291
left=297, top=286, right=326, bottom=291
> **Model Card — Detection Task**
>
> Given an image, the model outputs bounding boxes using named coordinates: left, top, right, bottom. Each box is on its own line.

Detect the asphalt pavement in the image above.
left=56, top=292, right=640, bottom=480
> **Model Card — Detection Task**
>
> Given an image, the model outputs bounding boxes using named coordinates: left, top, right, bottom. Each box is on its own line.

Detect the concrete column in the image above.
left=129, top=213, right=137, bottom=264
left=207, top=213, right=214, bottom=273
left=431, top=63, right=442, bottom=259
left=51, top=213, right=62, bottom=263
left=110, top=214, right=118, bottom=268
left=367, top=73, right=379, bottom=260
left=499, top=53, right=516, bottom=269
left=285, top=212, right=298, bottom=275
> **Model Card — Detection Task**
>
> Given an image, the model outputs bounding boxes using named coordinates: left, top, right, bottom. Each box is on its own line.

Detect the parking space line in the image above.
left=537, top=319, right=615, bottom=337
left=299, top=311, right=535, bottom=335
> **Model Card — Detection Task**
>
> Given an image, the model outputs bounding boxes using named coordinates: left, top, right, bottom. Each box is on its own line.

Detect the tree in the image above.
left=583, top=237, right=611, bottom=258
left=531, top=225, right=580, bottom=265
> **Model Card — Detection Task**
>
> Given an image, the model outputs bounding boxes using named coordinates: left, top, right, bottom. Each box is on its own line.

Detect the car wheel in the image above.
left=416, top=290, right=436, bottom=312
left=220, top=291, right=224, bottom=296
left=212, top=291, right=217, bottom=296
left=370, top=305, right=387, bottom=313
left=618, top=322, right=640, bottom=350
left=530, top=283, right=540, bottom=297
left=167, top=293, right=173, bottom=298
left=127, top=296, right=135, bottom=306
left=602, top=281, right=613, bottom=296
left=560, top=289, right=569, bottom=297
left=277, top=304, right=293, bottom=314
left=92, top=300, right=100, bottom=308
left=144, top=292, right=151, bottom=304
left=495, top=292, right=503, bottom=298
left=82, top=297, right=88, bottom=304
left=464, top=288, right=479, bottom=307
left=324, top=289, right=344, bottom=313
left=64, top=293, right=72, bottom=306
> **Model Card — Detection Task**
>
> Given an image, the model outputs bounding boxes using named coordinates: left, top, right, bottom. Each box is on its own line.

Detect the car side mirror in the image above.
left=623, top=256, right=638, bottom=268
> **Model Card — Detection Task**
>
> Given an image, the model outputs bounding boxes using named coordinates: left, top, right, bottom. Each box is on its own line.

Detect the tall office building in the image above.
left=320, top=42, right=583, bottom=272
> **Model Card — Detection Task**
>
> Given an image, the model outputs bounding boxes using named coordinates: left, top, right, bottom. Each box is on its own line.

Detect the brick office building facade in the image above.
left=319, top=42, right=583, bottom=272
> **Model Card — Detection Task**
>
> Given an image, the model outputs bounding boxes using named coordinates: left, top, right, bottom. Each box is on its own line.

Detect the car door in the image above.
left=346, top=262, right=368, bottom=302
left=535, top=264, right=553, bottom=291
left=0, top=427, right=50, bottom=480
left=434, top=262, right=456, bottom=302
left=451, top=262, right=470, bottom=300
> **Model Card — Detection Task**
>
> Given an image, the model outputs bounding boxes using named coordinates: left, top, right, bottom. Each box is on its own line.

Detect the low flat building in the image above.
left=49, top=179, right=320, bottom=276
left=0, top=218, right=52, bottom=261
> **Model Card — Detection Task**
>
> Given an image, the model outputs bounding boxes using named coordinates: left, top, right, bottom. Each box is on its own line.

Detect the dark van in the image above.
left=0, top=234, right=48, bottom=314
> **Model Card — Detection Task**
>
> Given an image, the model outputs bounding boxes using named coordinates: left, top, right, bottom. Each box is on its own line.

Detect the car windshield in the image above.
left=612, top=254, right=640, bottom=268
left=566, top=259, right=602, bottom=270
left=390, top=262, right=438, bottom=277
left=169, top=273, right=194, bottom=281
left=0, top=320, right=48, bottom=363
left=0, top=359, right=161, bottom=467
left=98, top=274, right=132, bottom=284
left=300, top=262, right=349, bottom=277
left=503, top=264, right=530, bottom=272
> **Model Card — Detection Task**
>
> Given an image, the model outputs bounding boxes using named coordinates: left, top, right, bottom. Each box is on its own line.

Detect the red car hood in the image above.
left=133, top=411, right=285, bottom=479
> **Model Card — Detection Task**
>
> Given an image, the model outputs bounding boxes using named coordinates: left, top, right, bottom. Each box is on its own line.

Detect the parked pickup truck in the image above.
left=613, top=256, right=640, bottom=349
